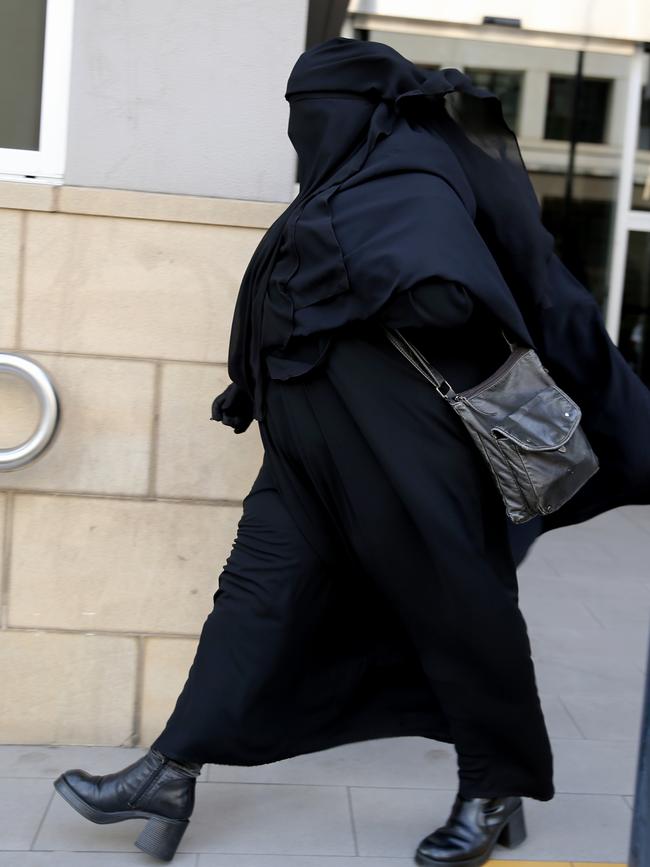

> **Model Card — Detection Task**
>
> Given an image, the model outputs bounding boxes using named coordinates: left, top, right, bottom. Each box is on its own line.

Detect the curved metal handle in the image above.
left=0, top=353, right=60, bottom=471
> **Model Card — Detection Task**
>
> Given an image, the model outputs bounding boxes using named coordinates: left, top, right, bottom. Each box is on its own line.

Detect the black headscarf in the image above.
left=222, top=35, right=558, bottom=423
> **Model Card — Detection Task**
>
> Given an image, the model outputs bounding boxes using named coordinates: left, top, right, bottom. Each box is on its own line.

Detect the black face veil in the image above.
left=287, top=93, right=377, bottom=192
left=225, top=36, right=557, bottom=422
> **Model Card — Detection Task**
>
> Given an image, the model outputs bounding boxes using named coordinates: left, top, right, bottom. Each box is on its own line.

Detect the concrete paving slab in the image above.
left=349, top=786, right=632, bottom=862
left=0, top=778, right=54, bottom=851
left=206, top=735, right=459, bottom=789
left=0, top=854, right=198, bottom=866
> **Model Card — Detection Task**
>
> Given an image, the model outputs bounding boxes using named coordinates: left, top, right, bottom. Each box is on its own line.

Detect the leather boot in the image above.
left=53, top=747, right=203, bottom=861
left=414, top=792, right=527, bottom=866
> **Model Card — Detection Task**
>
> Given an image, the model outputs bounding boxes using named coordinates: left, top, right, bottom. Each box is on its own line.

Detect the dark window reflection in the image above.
left=545, top=75, right=611, bottom=143
left=619, top=232, right=650, bottom=385
left=632, top=80, right=650, bottom=211
left=540, top=193, right=612, bottom=308
left=465, top=68, right=522, bottom=133
left=639, top=81, right=650, bottom=151
left=0, top=0, right=47, bottom=151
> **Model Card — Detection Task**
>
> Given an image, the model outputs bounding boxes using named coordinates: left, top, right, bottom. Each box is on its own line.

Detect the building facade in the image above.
left=0, top=0, right=306, bottom=747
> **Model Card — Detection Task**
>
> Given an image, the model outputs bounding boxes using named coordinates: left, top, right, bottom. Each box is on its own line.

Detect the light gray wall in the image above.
left=64, top=0, right=307, bottom=202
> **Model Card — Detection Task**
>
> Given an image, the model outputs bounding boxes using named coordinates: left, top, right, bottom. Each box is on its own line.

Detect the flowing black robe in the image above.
left=153, top=38, right=650, bottom=803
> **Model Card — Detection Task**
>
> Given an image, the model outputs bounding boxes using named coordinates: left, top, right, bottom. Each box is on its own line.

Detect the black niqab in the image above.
left=287, top=93, right=376, bottom=191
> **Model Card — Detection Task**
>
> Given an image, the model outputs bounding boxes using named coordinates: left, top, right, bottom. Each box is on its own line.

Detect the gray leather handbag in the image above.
left=383, top=326, right=600, bottom=524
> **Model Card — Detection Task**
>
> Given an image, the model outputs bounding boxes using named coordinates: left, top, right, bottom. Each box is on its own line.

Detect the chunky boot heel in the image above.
left=415, top=793, right=526, bottom=866
left=135, top=814, right=189, bottom=861
left=497, top=802, right=527, bottom=848
left=53, top=747, right=202, bottom=861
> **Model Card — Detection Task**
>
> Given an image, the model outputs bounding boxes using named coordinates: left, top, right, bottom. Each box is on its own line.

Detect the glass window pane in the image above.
left=544, top=75, right=611, bottom=143
left=537, top=179, right=614, bottom=307
left=516, top=54, right=619, bottom=309
left=0, top=0, right=47, bottom=151
left=619, top=231, right=650, bottom=384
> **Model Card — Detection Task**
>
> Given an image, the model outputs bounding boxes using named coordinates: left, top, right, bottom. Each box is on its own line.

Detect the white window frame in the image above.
left=0, top=0, right=75, bottom=184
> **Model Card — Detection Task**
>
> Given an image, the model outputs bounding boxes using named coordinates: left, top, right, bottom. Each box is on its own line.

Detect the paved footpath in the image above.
left=1, top=505, right=648, bottom=865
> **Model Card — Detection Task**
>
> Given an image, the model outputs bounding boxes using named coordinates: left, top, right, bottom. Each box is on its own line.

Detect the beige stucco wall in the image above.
left=0, top=180, right=284, bottom=747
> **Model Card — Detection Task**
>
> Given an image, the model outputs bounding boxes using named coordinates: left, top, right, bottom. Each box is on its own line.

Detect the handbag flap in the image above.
left=491, top=387, right=582, bottom=451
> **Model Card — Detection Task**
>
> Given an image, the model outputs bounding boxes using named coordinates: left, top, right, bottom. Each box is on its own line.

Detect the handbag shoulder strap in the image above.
left=382, top=325, right=517, bottom=403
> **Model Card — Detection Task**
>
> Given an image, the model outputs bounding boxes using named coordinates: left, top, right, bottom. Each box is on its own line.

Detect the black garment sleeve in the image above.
left=372, top=277, right=475, bottom=330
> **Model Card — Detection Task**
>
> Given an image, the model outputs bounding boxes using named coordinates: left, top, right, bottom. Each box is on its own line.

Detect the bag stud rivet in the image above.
left=564, top=412, right=570, bottom=416
left=559, top=446, right=567, bottom=452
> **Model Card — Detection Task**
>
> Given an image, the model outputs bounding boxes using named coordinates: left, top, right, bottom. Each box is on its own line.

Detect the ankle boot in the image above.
left=414, top=792, right=527, bottom=866
left=53, top=747, right=203, bottom=861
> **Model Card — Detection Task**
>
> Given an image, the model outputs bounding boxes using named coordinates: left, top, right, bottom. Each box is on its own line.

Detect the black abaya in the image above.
left=152, top=296, right=554, bottom=802
left=153, top=35, right=649, bottom=806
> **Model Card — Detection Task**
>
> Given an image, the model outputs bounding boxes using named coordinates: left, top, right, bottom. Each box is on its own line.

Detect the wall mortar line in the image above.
left=0, top=488, right=245, bottom=507
left=12, top=347, right=229, bottom=368
left=131, top=634, right=146, bottom=748
left=0, top=492, right=15, bottom=629
left=148, top=361, right=163, bottom=498
left=14, top=209, right=27, bottom=348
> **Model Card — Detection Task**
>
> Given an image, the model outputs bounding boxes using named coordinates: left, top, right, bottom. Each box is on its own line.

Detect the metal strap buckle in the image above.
left=436, top=380, right=457, bottom=401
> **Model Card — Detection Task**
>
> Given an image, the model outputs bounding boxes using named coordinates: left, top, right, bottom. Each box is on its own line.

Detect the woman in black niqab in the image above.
left=168, top=28, right=650, bottom=844
left=55, top=36, right=650, bottom=864
left=199, top=31, right=562, bottom=822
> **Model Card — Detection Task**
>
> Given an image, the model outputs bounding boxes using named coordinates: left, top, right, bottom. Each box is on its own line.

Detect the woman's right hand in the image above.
left=210, top=382, right=254, bottom=434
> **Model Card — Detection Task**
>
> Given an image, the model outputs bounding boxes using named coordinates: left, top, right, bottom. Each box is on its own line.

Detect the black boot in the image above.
left=414, top=792, right=527, bottom=866
left=53, top=747, right=203, bottom=861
